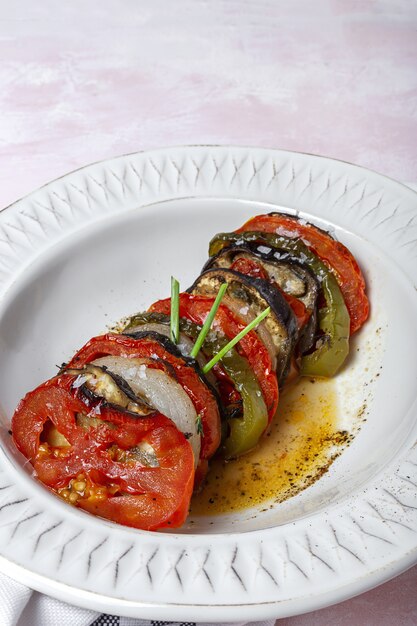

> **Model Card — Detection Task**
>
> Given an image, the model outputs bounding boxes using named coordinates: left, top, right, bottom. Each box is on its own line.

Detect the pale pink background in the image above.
left=0, top=1, right=416, bottom=623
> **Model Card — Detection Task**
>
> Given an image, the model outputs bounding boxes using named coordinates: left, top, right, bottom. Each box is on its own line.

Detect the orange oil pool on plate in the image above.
left=191, top=377, right=350, bottom=515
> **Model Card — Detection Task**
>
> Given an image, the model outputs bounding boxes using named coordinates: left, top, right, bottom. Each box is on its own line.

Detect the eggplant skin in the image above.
left=203, top=240, right=321, bottom=355
left=204, top=245, right=318, bottom=308
left=124, top=329, right=193, bottom=361
left=204, top=245, right=319, bottom=355
left=267, top=211, right=337, bottom=240
left=189, top=268, right=298, bottom=384
left=64, top=363, right=155, bottom=417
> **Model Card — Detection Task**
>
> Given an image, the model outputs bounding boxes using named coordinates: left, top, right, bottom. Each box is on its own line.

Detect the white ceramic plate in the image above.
left=0, top=146, right=416, bottom=621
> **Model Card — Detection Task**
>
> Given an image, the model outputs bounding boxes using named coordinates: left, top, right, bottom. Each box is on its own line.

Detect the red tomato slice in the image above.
left=280, top=290, right=310, bottom=331
left=211, top=363, right=242, bottom=417
left=66, top=334, right=221, bottom=460
left=12, top=376, right=194, bottom=530
left=230, top=257, right=269, bottom=280
left=150, top=293, right=279, bottom=422
left=12, top=377, right=83, bottom=463
left=237, top=214, right=369, bottom=333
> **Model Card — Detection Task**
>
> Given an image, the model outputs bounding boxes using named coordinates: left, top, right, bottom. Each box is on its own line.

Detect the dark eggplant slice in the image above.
left=204, top=245, right=317, bottom=308
left=124, top=329, right=191, bottom=359
left=123, top=313, right=218, bottom=389
left=188, top=268, right=298, bottom=384
left=209, top=233, right=330, bottom=352
left=125, top=320, right=196, bottom=355
left=124, top=312, right=206, bottom=354
left=65, top=363, right=155, bottom=416
left=203, top=245, right=319, bottom=354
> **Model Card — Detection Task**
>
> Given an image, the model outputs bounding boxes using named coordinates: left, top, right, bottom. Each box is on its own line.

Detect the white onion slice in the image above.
left=92, top=356, right=201, bottom=463
left=126, top=322, right=218, bottom=387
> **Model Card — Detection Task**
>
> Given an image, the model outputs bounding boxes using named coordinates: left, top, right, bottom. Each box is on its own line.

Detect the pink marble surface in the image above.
left=0, top=1, right=416, bottom=623
left=279, top=566, right=417, bottom=625
left=1, top=0, right=417, bottom=208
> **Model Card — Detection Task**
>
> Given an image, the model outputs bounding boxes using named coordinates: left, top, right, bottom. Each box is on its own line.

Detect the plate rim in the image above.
left=1, top=553, right=416, bottom=622
left=3, top=143, right=417, bottom=216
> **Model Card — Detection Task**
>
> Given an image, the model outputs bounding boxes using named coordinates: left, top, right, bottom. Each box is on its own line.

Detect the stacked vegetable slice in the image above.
left=11, top=212, right=368, bottom=531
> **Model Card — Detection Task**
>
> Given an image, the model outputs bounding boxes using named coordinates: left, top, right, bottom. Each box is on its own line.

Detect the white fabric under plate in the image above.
left=0, top=569, right=275, bottom=626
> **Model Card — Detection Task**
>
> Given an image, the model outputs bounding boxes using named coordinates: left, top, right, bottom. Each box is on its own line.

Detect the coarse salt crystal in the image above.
left=274, top=251, right=290, bottom=261
left=276, top=227, right=295, bottom=238
left=72, top=375, right=87, bottom=389
left=257, top=245, right=271, bottom=255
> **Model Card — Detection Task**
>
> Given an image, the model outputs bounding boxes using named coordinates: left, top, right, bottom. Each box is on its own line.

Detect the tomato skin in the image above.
left=150, top=294, right=279, bottom=422
left=193, top=458, right=209, bottom=492
left=11, top=376, right=195, bottom=530
left=230, top=257, right=269, bottom=280
left=212, top=365, right=243, bottom=416
left=238, top=214, right=369, bottom=333
left=280, top=290, right=310, bottom=331
left=78, top=477, right=194, bottom=531
left=66, top=333, right=221, bottom=460
left=12, top=376, right=84, bottom=463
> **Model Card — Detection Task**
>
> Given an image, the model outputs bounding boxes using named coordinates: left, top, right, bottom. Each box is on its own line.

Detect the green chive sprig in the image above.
left=196, top=414, right=203, bottom=436
left=190, top=282, right=228, bottom=359
left=170, top=276, right=180, bottom=344
left=202, top=306, right=271, bottom=374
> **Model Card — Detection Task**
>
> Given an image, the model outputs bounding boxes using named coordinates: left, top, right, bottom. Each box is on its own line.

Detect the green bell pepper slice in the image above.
left=200, top=330, right=268, bottom=458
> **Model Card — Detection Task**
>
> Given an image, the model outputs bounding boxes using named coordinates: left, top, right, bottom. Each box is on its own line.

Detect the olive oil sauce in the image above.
left=191, top=377, right=350, bottom=515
